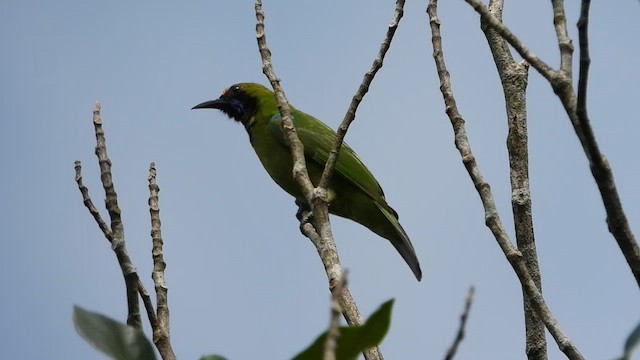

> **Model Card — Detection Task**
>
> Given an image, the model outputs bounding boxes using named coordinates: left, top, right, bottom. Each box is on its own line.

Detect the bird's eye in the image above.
left=221, top=85, right=241, bottom=98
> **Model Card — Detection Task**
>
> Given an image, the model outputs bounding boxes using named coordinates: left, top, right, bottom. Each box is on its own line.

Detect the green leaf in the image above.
left=73, top=305, right=156, bottom=360
left=292, top=299, right=394, bottom=360
left=621, top=320, right=640, bottom=360
left=199, top=356, right=229, bottom=360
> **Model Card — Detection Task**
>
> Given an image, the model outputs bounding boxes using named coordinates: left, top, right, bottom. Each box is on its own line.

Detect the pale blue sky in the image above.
left=1, top=1, right=639, bottom=359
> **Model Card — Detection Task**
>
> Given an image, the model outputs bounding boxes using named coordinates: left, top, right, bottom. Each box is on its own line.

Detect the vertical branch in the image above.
left=505, top=74, right=548, bottom=360
left=427, top=1, right=584, bottom=359
left=480, top=0, right=548, bottom=358
left=91, top=103, right=141, bottom=328
left=148, top=163, right=175, bottom=360
left=576, top=0, right=591, bottom=114
left=550, top=0, right=574, bottom=75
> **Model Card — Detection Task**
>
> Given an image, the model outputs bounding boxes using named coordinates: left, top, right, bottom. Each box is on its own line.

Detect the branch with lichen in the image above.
left=479, top=0, right=547, bottom=358
left=427, top=1, right=584, bottom=359
left=463, top=0, right=640, bottom=289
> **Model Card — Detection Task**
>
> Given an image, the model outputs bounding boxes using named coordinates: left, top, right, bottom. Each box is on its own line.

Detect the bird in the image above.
left=192, top=82, right=422, bottom=281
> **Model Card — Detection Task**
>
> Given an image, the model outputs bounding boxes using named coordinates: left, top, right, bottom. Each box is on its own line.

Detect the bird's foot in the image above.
left=295, top=200, right=313, bottom=224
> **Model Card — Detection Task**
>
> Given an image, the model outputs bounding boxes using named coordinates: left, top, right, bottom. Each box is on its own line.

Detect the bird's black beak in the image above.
left=191, top=99, right=225, bottom=110
left=192, top=96, right=247, bottom=123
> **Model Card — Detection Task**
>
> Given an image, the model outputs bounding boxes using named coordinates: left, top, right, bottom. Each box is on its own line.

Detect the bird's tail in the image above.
left=376, top=203, right=422, bottom=281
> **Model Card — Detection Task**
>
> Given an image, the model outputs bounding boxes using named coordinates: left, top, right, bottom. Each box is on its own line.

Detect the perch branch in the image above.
left=427, top=2, right=584, bottom=359
left=255, top=2, right=382, bottom=359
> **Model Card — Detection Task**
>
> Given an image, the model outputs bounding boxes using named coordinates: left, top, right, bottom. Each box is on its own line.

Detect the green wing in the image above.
left=269, top=111, right=387, bottom=203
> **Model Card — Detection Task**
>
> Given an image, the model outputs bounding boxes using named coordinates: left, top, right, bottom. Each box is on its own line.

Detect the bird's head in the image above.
left=192, top=83, right=274, bottom=127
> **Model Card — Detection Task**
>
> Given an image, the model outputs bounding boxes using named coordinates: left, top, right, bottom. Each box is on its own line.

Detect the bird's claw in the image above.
left=295, top=200, right=313, bottom=224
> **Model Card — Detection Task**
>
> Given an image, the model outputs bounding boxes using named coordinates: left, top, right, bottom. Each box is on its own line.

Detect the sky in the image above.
left=1, top=1, right=639, bottom=359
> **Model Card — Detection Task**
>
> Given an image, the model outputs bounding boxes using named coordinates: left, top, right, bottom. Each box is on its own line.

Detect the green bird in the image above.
left=193, top=83, right=422, bottom=281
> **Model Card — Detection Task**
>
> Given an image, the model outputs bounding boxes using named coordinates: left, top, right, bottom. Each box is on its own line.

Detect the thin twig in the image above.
left=254, top=3, right=382, bottom=359
left=318, top=0, right=405, bottom=190
left=148, top=163, right=175, bottom=360
left=138, top=283, right=158, bottom=330
left=481, top=1, right=548, bottom=358
left=324, top=273, right=347, bottom=360
left=444, top=287, right=475, bottom=360
left=74, top=161, right=113, bottom=242
left=427, top=2, right=584, bottom=359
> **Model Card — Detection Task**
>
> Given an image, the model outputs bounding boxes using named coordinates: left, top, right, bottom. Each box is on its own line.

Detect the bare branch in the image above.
left=574, top=0, right=640, bottom=290
left=550, top=0, right=574, bottom=75
left=318, top=0, right=405, bottom=190
left=427, top=2, right=584, bottom=359
left=466, top=0, right=640, bottom=289
left=480, top=1, right=548, bottom=358
left=87, top=103, right=142, bottom=328
left=576, top=0, right=591, bottom=114
left=77, top=160, right=159, bottom=326
left=74, top=161, right=113, bottom=242
left=444, top=287, right=475, bottom=360
left=77, top=104, right=180, bottom=358
left=137, top=282, right=158, bottom=331
left=148, top=163, right=175, bottom=360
